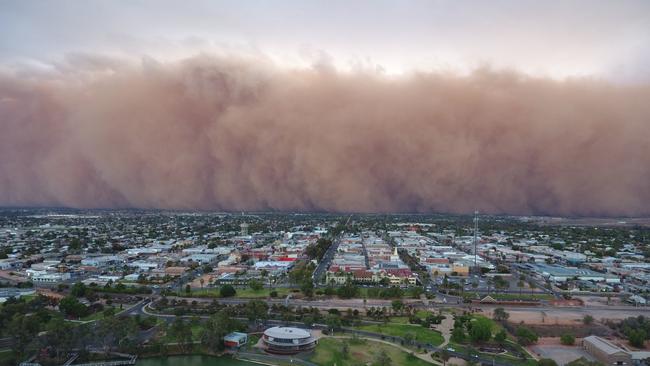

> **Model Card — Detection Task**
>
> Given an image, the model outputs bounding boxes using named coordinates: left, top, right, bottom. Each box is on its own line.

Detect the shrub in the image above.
left=516, top=326, right=539, bottom=346
left=560, top=334, right=575, bottom=346
left=219, top=284, right=236, bottom=297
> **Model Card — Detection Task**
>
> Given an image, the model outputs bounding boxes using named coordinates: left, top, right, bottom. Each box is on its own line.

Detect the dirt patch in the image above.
left=505, top=323, right=612, bottom=338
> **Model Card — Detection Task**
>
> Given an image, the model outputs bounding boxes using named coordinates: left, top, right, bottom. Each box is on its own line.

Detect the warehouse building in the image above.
left=583, top=336, right=632, bottom=365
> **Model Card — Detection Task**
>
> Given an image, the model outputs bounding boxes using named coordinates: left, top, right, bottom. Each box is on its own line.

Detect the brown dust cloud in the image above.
left=1, top=54, right=649, bottom=216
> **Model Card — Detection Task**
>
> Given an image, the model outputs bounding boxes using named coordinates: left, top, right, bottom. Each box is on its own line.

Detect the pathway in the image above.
left=329, top=335, right=442, bottom=365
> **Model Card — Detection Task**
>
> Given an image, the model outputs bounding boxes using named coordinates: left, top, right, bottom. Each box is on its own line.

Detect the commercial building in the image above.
left=223, top=332, right=248, bottom=348
left=262, top=327, right=317, bottom=354
left=583, top=336, right=632, bottom=365
left=532, top=264, right=620, bottom=284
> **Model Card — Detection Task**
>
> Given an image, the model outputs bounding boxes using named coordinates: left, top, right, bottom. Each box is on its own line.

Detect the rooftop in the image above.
left=264, top=327, right=311, bottom=340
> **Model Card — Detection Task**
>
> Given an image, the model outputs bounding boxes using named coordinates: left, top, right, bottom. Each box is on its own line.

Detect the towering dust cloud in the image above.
left=1, top=55, right=649, bottom=216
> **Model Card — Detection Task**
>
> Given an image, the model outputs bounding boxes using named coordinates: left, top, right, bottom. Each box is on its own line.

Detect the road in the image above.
left=136, top=294, right=650, bottom=320
left=312, top=237, right=340, bottom=285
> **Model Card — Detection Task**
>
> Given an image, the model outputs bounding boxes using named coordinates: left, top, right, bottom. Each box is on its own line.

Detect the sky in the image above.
left=0, top=1, right=649, bottom=216
left=2, top=0, right=650, bottom=81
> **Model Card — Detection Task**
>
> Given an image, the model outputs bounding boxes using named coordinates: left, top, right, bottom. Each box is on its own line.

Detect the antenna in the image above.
left=473, top=210, right=479, bottom=271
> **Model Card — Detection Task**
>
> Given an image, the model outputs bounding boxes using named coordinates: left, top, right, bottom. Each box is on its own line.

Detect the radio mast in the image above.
left=473, top=210, right=479, bottom=271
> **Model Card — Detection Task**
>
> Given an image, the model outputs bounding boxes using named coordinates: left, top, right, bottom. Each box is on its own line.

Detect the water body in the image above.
left=136, top=355, right=258, bottom=366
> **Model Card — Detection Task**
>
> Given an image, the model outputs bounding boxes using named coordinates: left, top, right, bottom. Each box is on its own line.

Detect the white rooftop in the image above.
left=264, top=327, right=311, bottom=340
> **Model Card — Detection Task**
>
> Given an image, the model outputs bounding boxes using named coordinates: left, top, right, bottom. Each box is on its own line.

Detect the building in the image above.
left=0, top=288, right=35, bottom=303
left=583, top=336, right=632, bottom=365
left=262, top=327, right=317, bottom=354
left=32, top=272, right=70, bottom=284
left=532, top=264, right=620, bottom=284
left=223, top=332, right=248, bottom=348
left=240, top=223, right=249, bottom=236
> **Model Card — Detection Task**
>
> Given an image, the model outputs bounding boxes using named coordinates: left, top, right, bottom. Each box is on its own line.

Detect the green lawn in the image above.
left=353, top=323, right=444, bottom=346
left=79, top=307, right=116, bottom=322
left=233, top=287, right=294, bottom=298
left=310, top=337, right=434, bottom=366
left=446, top=315, right=536, bottom=366
left=389, top=316, right=411, bottom=324
left=181, top=287, right=295, bottom=299
left=0, top=349, right=15, bottom=364
left=463, top=292, right=554, bottom=301
left=449, top=343, right=537, bottom=366
left=390, top=310, right=434, bottom=324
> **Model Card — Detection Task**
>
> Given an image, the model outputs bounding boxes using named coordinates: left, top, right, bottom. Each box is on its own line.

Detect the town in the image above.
left=1, top=209, right=650, bottom=366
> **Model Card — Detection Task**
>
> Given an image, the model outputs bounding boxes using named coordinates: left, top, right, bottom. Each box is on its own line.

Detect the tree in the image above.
left=517, top=280, right=526, bottom=295
left=469, top=317, right=492, bottom=343
left=96, top=315, right=138, bottom=355
left=246, top=278, right=262, bottom=291
left=374, top=349, right=392, bottom=366
left=391, top=300, right=404, bottom=315
left=7, top=314, right=40, bottom=359
left=582, top=315, right=595, bottom=325
left=515, top=326, right=539, bottom=346
left=341, top=341, right=350, bottom=359
left=69, top=237, right=82, bottom=251
left=324, top=314, right=341, bottom=334
left=538, top=359, right=559, bottom=366
left=437, top=349, right=451, bottom=366
left=59, top=295, right=89, bottom=318
left=494, top=329, right=507, bottom=344
left=337, top=283, right=359, bottom=299
left=301, top=280, right=314, bottom=297
left=560, top=334, right=575, bottom=346
left=70, top=282, right=87, bottom=297
left=628, top=329, right=646, bottom=348
left=201, top=310, right=244, bottom=350
left=169, top=317, right=193, bottom=353
left=451, top=327, right=466, bottom=343
left=103, top=307, right=116, bottom=318
left=220, top=284, right=236, bottom=297
left=492, top=308, right=509, bottom=322
left=200, top=278, right=205, bottom=290
left=185, top=284, right=191, bottom=295
left=45, top=317, right=76, bottom=360
left=246, top=300, right=269, bottom=327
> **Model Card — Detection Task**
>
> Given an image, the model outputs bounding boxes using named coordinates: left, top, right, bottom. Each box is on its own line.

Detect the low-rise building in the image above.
left=583, top=336, right=632, bottom=365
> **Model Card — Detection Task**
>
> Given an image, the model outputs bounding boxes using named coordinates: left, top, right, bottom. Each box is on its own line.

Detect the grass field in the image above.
left=449, top=343, right=537, bottom=366
left=79, top=306, right=117, bottom=322
left=446, top=314, right=536, bottom=366
left=0, top=350, right=15, bottom=364
left=463, top=292, right=554, bottom=301
left=353, top=323, right=445, bottom=346
left=310, top=337, right=434, bottom=366
left=182, top=287, right=295, bottom=299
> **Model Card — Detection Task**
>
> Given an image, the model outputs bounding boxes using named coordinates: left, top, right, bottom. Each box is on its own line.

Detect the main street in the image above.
left=311, top=236, right=340, bottom=285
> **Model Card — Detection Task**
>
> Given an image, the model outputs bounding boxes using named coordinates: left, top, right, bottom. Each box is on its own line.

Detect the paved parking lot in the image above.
left=530, top=345, right=596, bottom=365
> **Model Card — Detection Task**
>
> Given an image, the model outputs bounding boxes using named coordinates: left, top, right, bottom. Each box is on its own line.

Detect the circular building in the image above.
left=262, top=326, right=316, bottom=354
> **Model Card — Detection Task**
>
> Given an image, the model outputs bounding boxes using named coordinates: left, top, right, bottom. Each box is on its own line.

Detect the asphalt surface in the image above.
left=312, top=237, right=340, bottom=284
